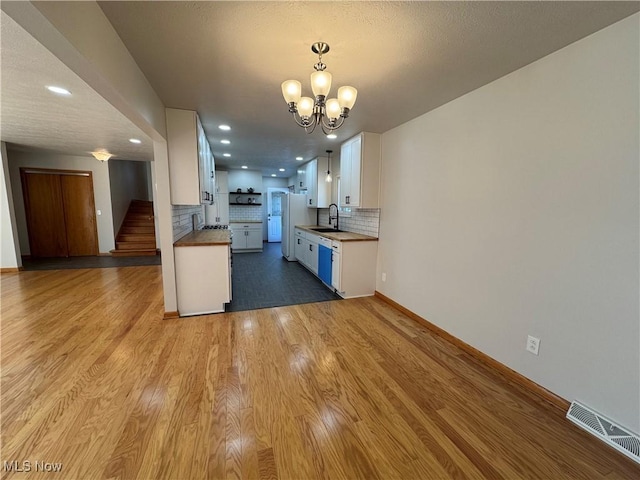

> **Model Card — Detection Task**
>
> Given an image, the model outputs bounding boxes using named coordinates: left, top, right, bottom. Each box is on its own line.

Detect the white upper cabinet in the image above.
left=339, top=132, right=381, bottom=208
left=215, top=170, right=229, bottom=194
left=166, top=108, right=215, bottom=205
left=305, top=156, right=331, bottom=208
left=296, top=164, right=307, bottom=193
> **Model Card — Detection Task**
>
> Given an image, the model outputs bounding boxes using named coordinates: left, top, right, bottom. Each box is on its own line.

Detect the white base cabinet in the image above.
left=296, top=227, right=378, bottom=298
left=294, top=228, right=320, bottom=274
left=331, top=239, right=377, bottom=298
left=230, top=223, right=263, bottom=252
left=174, top=245, right=231, bottom=315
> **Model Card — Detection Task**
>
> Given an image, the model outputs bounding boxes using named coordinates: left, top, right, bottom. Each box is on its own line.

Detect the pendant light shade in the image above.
left=310, top=70, right=332, bottom=97
left=325, top=150, right=333, bottom=183
left=338, top=86, right=358, bottom=110
left=297, top=97, right=315, bottom=118
left=281, top=80, right=302, bottom=104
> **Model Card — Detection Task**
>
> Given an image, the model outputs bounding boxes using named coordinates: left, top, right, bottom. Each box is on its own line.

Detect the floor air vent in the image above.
left=566, top=401, right=640, bottom=464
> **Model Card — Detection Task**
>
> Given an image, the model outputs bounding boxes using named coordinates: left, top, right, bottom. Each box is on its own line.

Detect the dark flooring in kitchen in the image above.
left=21, top=254, right=162, bottom=271
left=226, top=242, right=341, bottom=312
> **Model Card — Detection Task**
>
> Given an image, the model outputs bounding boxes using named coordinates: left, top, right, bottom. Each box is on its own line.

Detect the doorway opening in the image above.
left=267, top=187, right=288, bottom=242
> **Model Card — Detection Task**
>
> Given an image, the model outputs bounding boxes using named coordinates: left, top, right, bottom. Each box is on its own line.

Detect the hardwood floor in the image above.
left=1, top=267, right=638, bottom=479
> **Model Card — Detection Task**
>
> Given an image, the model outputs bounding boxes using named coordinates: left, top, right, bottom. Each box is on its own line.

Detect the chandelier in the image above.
left=281, top=42, right=357, bottom=135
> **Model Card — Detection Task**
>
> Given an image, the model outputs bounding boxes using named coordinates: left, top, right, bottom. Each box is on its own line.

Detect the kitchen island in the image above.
left=174, top=229, right=232, bottom=316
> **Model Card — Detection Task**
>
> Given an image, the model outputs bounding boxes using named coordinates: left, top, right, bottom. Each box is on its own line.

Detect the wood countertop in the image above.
left=295, top=225, right=378, bottom=242
left=174, top=229, right=232, bottom=247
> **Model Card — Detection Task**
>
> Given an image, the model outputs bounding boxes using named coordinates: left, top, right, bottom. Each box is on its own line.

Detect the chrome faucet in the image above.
left=328, top=203, right=339, bottom=230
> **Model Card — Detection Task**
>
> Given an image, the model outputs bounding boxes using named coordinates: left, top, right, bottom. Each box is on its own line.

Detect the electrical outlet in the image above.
left=526, top=335, right=540, bottom=355
left=381, top=272, right=386, bottom=282
left=96, top=209, right=101, bottom=216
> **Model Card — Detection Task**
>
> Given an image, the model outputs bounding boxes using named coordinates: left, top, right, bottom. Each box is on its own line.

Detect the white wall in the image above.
left=377, top=14, right=639, bottom=433
left=227, top=169, right=262, bottom=194
left=8, top=149, right=116, bottom=254
left=0, top=142, right=22, bottom=268
left=108, top=159, right=152, bottom=235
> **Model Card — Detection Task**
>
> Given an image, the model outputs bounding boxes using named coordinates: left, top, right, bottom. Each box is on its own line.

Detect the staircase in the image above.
left=111, top=200, right=157, bottom=257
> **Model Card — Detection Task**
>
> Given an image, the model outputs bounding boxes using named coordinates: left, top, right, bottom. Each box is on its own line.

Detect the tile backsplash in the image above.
left=172, top=204, right=204, bottom=242
left=317, top=208, right=380, bottom=237
left=229, top=205, right=262, bottom=222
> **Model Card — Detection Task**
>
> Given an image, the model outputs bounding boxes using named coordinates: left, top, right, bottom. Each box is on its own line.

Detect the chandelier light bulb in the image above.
left=297, top=97, right=314, bottom=117
left=310, top=70, right=332, bottom=97
left=338, top=86, right=358, bottom=110
left=281, top=80, right=301, bottom=104
left=325, top=98, right=341, bottom=120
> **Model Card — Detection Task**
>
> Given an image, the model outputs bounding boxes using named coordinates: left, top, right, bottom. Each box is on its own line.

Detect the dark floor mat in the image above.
left=21, top=254, right=161, bottom=270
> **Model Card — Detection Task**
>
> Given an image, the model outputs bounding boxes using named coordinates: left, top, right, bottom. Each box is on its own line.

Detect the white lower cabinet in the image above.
left=295, top=228, right=377, bottom=298
left=174, top=245, right=231, bottom=315
left=331, top=241, right=341, bottom=292
left=294, top=229, right=306, bottom=263
left=294, top=228, right=319, bottom=274
left=330, top=239, right=377, bottom=298
left=230, top=223, right=263, bottom=252
left=307, top=233, right=319, bottom=275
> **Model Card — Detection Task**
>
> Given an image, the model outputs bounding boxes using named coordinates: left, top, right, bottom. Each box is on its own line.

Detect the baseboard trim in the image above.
left=163, top=311, right=179, bottom=320
left=0, top=267, right=23, bottom=273
left=374, top=290, right=570, bottom=413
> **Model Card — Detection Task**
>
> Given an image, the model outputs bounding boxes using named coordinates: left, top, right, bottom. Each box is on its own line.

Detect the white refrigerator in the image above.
left=282, top=193, right=315, bottom=261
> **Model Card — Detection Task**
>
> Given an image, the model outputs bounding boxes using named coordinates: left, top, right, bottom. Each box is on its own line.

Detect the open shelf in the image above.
left=229, top=203, right=262, bottom=206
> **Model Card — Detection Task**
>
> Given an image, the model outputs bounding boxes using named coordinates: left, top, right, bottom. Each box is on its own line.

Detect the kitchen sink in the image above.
left=311, top=228, right=343, bottom=233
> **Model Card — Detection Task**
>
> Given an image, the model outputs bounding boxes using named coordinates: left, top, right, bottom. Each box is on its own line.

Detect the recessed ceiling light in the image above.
left=271, top=174, right=277, bottom=177
left=296, top=156, right=303, bottom=161
left=129, top=138, right=142, bottom=144
left=279, top=168, right=285, bottom=172
left=221, top=139, right=230, bottom=144
left=241, top=166, right=248, bottom=169
left=223, top=153, right=231, bottom=157
left=219, top=125, right=231, bottom=131
left=46, top=85, right=71, bottom=96
left=327, top=134, right=337, bottom=139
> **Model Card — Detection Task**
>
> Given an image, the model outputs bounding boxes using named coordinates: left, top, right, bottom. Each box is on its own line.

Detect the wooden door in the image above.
left=21, top=172, right=68, bottom=257
left=21, top=169, right=99, bottom=257
left=60, top=174, right=98, bottom=256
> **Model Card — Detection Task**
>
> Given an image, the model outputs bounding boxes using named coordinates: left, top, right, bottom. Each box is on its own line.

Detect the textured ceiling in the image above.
left=0, top=11, right=153, bottom=162
left=2, top=2, right=638, bottom=178
left=97, top=1, right=639, bottom=177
